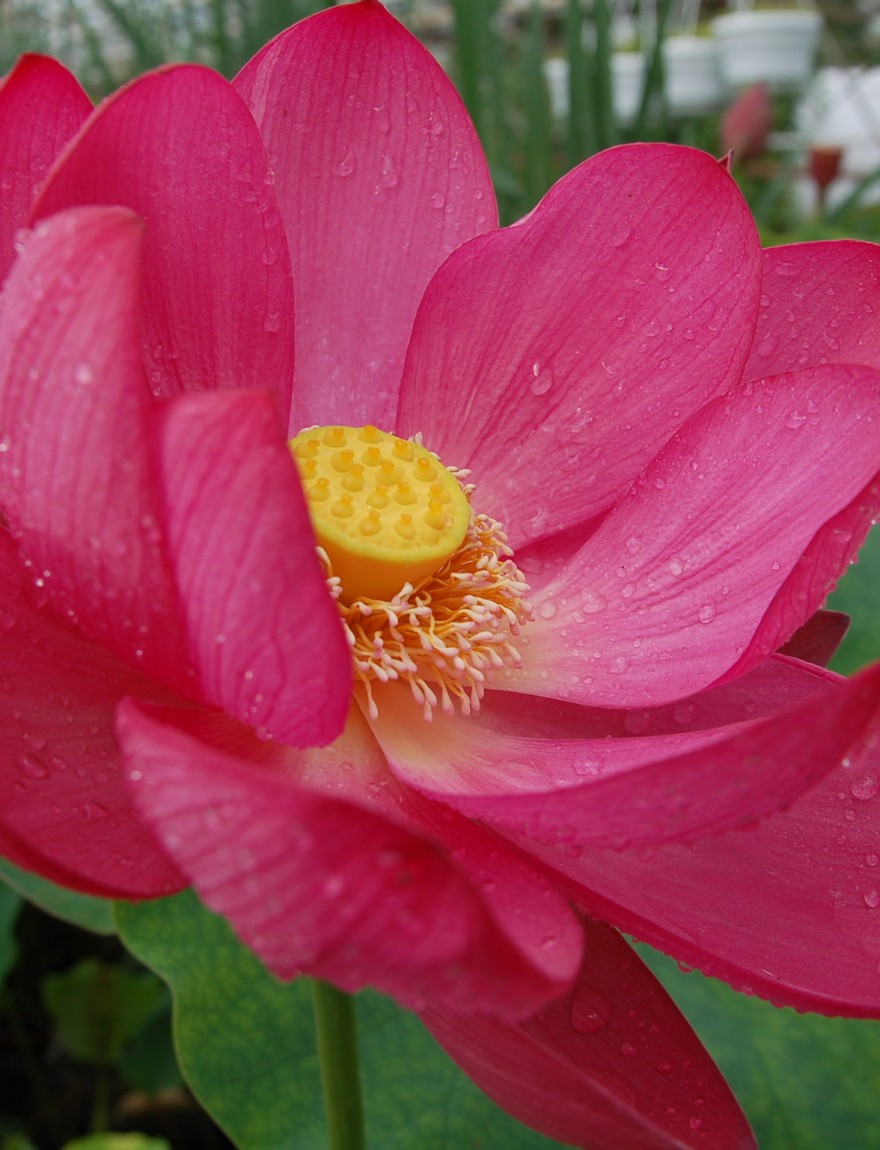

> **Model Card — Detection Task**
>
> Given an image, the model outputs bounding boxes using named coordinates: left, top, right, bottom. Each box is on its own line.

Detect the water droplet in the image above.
left=574, top=754, right=603, bottom=777
left=323, top=875, right=345, bottom=898
left=863, top=889, right=879, bottom=909
left=698, top=602, right=716, bottom=624
left=18, top=753, right=48, bottom=780
left=608, top=221, right=633, bottom=248
left=378, top=153, right=398, bottom=189
left=621, top=1041, right=638, bottom=1057
left=668, top=555, right=684, bottom=577
left=538, top=600, right=558, bottom=620
left=581, top=590, right=607, bottom=614
left=336, top=151, right=355, bottom=177
left=81, top=800, right=110, bottom=821
left=530, top=367, right=552, bottom=397
left=673, top=700, right=697, bottom=725
left=570, top=987, right=612, bottom=1034
left=73, top=362, right=94, bottom=386
left=851, top=774, right=879, bottom=801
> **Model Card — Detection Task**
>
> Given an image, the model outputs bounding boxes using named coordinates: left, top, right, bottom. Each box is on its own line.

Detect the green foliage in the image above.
left=43, top=959, right=167, bottom=1066
left=0, top=859, right=115, bottom=936
left=0, top=0, right=332, bottom=94
left=830, top=526, right=880, bottom=674
left=63, top=1136, right=170, bottom=1150
left=0, top=884, right=20, bottom=988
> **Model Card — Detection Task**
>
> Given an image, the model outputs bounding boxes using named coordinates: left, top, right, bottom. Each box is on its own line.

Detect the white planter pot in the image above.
left=711, top=9, right=823, bottom=96
left=663, top=35, right=725, bottom=117
left=795, top=66, right=880, bottom=209
left=612, top=52, right=647, bottom=127
left=543, top=56, right=569, bottom=121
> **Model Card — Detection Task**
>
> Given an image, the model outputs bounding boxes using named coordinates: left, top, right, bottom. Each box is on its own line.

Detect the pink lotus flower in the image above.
left=720, top=82, right=773, bottom=163
left=2, top=3, right=880, bottom=1146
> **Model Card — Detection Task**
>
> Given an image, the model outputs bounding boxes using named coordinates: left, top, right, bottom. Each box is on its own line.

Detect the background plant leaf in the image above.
left=0, top=860, right=115, bottom=936
left=63, top=1135, right=171, bottom=1150
left=829, top=526, right=880, bottom=673
left=43, top=958, right=167, bottom=1066
left=0, top=884, right=21, bottom=988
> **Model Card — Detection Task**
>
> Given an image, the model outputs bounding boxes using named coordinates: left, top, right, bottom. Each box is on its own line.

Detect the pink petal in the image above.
left=371, top=657, right=880, bottom=849
left=529, top=669, right=880, bottom=1016
left=0, top=54, right=91, bottom=283
left=152, top=388, right=350, bottom=748
left=778, top=608, right=849, bottom=666
left=0, top=206, right=192, bottom=694
left=510, top=364, right=880, bottom=707
left=234, top=0, right=496, bottom=432
left=397, top=144, right=761, bottom=547
left=32, top=65, right=295, bottom=422
left=423, top=917, right=755, bottom=1150
left=0, top=531, right=186, bottom=898
left=746, top=241, right=880, bottom=380
left=119, top=698, right=579, bottom=1017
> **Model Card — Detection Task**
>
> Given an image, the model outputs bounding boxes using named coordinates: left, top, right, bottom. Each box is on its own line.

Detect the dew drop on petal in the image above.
left=323, top=875, right=345, bottom=898
left=581, top=590, right=607, bottom=614
left=570, top=986, right=612, bottom=1034
left=17, top=753, right=48, bottom=780
left=530, top=370, right=552, bottom=397
left=851, top=774, right=879, bottom=801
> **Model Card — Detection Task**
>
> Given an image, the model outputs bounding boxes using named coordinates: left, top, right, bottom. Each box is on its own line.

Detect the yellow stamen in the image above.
left=289, top=425, right=471, bottom=603
left=325, top=509, right=531, bottom=721
left=290, top=425, right=531, bottom=720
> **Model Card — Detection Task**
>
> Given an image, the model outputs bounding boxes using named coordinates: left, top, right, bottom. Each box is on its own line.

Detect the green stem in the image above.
left=313, top=980, right=365, bottom=1150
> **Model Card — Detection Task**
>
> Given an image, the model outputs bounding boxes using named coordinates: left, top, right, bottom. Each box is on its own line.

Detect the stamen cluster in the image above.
left=322, top=489, right=532, bottom=720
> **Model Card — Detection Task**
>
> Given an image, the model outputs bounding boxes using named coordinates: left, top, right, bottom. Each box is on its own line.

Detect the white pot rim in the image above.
left=712, top=9, right=823, bottom=33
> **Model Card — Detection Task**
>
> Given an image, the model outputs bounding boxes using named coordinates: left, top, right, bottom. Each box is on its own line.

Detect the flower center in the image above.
left=289, top=424, right=531, bottom=720
left=289, top=424, right=471, bottom=603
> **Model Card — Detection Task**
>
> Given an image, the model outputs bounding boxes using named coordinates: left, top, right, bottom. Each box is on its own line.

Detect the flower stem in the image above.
left=312, top=980, right=365, bottom=1150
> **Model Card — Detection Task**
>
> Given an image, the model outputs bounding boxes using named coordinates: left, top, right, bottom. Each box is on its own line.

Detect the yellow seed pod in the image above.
left=289, top=425, right=470, bottom=602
